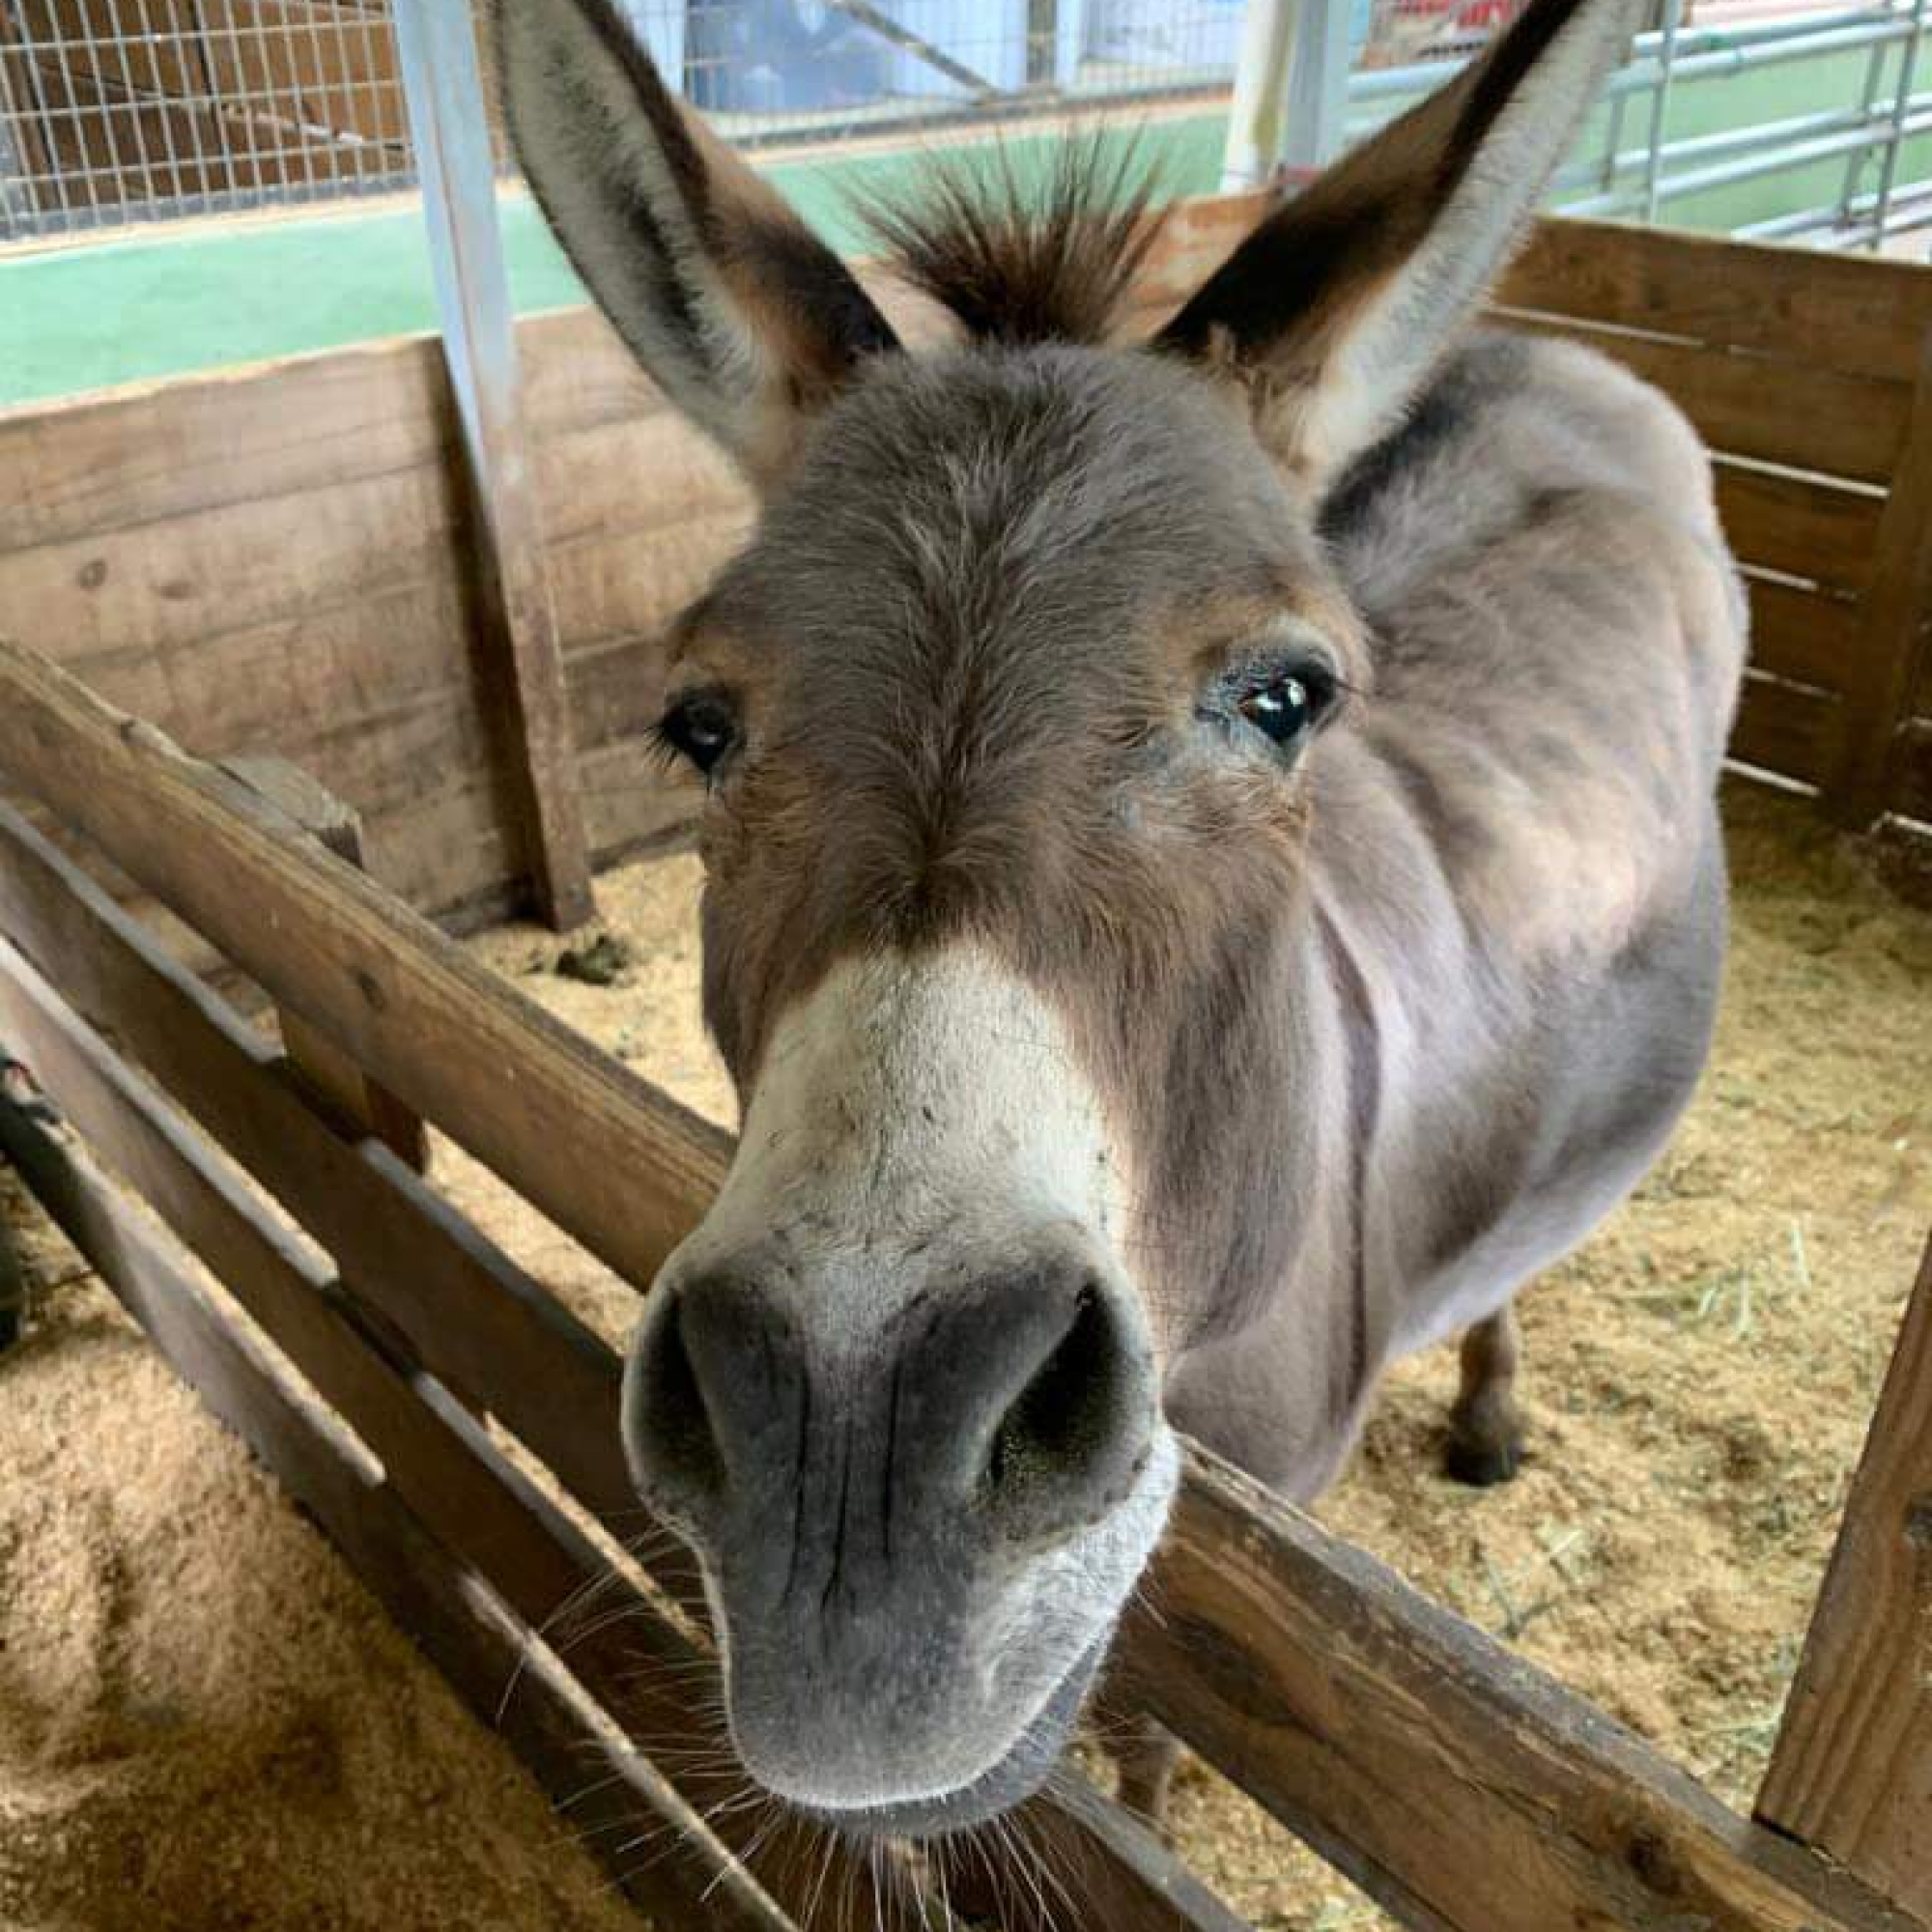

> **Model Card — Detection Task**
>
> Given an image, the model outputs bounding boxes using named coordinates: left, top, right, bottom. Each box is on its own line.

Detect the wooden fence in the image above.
left=0, top=634, right=1926, bottom=1932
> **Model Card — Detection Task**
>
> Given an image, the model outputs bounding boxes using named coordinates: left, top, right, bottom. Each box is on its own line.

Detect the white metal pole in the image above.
left=1637, top=0, right=1685, bottom=225
left=1222, top=0, right=1302, bottom=189
left=390, top=0, right=596, bottom=931
left=1281, top=0, right=1354, bottom=172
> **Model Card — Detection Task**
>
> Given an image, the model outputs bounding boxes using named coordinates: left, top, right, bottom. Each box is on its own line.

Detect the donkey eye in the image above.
left=1238, top=672, right=1321, bottom=746
left=657, top=693, right=738, bottom=777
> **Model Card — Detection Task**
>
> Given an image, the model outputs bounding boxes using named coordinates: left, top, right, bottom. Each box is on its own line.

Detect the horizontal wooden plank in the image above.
left=565, top=626, right=702, bottom=861
left=545, top=507, right=749, bottom=658
left=219, top=753, right=427, bottom=1170
left=1714, top=463, right=1883, bottom=597
left=0, top=939, right=859, bottom=1929
left=0, top=637, right=733, bottom=1286
left=0, top=188, right=1218, bottom=554
left=0, top=796, right=640, bottom=1529
left=577, top=744, right=698, bottom=868
left=1728, top=670, right=1845, bottom=789
left=1890, top=717, right=1932, bottom=822
left=0, top=336, right=445, bottom=550
left=355, top=774, right=524, bottom=923
left=1497, top=219, right=1932, bottom=387
left=1745, top=574, right=1863, bottom=695
left=0, top=457, right=464, bottom=667
left=1116, top=1446, right=1921, bottom=1932
left=1488, top=311, right=1909, bottom=489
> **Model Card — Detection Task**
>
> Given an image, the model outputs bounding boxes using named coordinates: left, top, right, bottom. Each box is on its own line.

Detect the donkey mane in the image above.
left=857, top=137, right=1169, bottom=347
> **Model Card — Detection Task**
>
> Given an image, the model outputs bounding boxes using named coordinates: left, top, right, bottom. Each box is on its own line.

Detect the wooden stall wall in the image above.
left=1491, top=222, right=1932, bottom=831
left=1, top=197, right=1928, bottom=940
left=0, top=302, right=740, bottom=923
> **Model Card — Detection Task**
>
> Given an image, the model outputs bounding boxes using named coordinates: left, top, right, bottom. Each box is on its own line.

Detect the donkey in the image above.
left=498, top=0, right=1745, bottom=1840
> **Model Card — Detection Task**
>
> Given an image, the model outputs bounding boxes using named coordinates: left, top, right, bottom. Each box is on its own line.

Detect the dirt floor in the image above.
left=2, top=780, right=1927, bottom=1931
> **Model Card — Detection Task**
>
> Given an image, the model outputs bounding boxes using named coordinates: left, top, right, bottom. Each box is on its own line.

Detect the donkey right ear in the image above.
left=1156, top=0, right=1633, bottom=495
left=497, top=0, right=899, bottom=489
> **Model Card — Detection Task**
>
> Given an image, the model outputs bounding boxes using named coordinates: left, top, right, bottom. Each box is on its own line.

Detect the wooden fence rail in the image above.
left=2, top=634, right=1926, bottom=1932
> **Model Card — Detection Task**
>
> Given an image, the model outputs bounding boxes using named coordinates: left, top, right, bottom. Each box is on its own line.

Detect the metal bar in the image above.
left=1868, top=0, right=1932, bottom=245
left=1742, top=171, right=1932, bottom=240
left=1223, top=0, right=1301, bottom=189
left=1557, top=99, right=1932, bottom=217
left=1599, top=78, right=1630, bottom=196
left=1282, top=0, right=1354, bottom=171
left=0, top=33, right=43, bottom=239
left=1834, top=18, right=1895, bottom=234
left=1550, top=95, right=1932, bottom=201
left=1639, top=0, right=1686, bottom=223
left=389, top=0, right=595, bottom=932
left=38, top=3, right=102, bottom=223
left=825, top=0, right=998, bottom=99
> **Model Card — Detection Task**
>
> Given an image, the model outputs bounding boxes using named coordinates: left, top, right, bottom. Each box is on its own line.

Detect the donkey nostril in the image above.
left=990, top=1285, right=1102, bottom=1488
left=983, top=1279, right=1153, bottom=1543
left=627, top=1293, right=728, bottom=1526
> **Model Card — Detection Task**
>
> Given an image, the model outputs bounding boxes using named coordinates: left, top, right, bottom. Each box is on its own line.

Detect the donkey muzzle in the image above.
left=622, top=1233, right=1167, bottom=1822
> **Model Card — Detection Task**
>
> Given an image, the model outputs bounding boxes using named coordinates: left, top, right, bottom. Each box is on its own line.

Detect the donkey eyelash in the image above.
left=640, top=721, right=691, bottom=777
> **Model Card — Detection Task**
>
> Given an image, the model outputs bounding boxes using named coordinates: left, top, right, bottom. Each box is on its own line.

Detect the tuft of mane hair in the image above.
left=856, top=135, right=1168, bottom=348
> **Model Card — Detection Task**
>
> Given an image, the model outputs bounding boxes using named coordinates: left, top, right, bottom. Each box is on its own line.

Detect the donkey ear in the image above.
left=1156, top=0, right=1634, bottom=491
left=496, top=0, right=899, bottom=488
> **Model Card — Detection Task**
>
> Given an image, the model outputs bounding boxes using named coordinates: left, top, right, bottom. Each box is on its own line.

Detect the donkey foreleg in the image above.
left=1444, top=1304, right=1524, bottom=1487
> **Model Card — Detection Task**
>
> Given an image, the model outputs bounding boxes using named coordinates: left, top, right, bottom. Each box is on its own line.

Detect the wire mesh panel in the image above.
left=0, top=0, right=417, bottom=236
left=0, top=0, right=1254, bottom=238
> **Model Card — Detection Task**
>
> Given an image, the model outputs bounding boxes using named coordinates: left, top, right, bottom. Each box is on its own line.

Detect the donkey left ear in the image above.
left=1157, top=0, right=1634, bottom=492
left=497, top=0, right=900, bottom=490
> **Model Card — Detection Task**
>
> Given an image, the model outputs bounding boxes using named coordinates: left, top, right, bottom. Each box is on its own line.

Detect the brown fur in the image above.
left=858, top=135, right=1170, bottom=347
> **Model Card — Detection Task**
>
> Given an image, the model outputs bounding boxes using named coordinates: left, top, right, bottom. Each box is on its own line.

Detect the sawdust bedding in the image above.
left=1, top=781, right=1925, bottom=1930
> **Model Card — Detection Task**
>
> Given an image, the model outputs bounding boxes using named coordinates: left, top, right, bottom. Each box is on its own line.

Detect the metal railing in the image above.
left=1332, top=0, right=1932, bottom=248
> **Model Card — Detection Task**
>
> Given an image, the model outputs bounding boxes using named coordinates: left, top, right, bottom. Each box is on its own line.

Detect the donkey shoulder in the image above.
left=1322, top=328, right=1724, bottom=581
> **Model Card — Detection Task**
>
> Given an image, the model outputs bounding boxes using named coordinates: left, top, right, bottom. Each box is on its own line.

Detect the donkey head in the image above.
left=500, top=0, right=1631, bottom=1837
